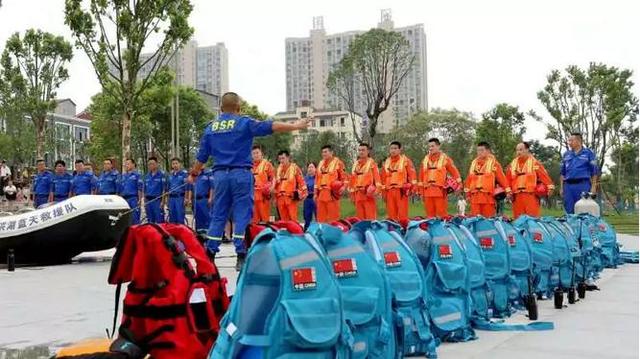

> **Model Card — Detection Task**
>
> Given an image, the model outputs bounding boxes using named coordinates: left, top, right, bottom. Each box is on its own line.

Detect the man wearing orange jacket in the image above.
left=274, top=150, right=307, bottom=221
left=381, top=141, right=417, bottom=222
left=251, top=146, right=275, bottom=223
left=464, top=141, right=510, bottom=217
left=507, top=141, right=554, bottom=218
left=315, top=145, right=346, bottom=223
left=418, top=138, right=462, bottom=218
left=349, top=142, right=381, bottom=220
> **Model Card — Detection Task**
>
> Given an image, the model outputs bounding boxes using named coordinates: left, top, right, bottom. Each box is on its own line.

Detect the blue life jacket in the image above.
left=540, top=217, right=581, bottom=290
left=513, top=215, right=555, bottom=297
left=210, top=228, right=351, bottom=359
left=308, top=223, right=396, bottom=358
left=450, top=218, right=554, bottom=332
left=563, top=214, right=603, bottom=282
left=493, top=217, right=534, bottom=308
left=462, top=217, right=515, bottom=318
left=350, top=221, right=438, bottom=359
left=405, top=219, right=476, bottom=343
left=590, top=217, right=619, bottom=268
left=446, top=219, right=488, bottom=322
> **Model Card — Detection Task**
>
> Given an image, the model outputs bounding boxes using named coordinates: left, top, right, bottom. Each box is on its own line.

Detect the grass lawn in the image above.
left=308, top=198, right=639, bottom=236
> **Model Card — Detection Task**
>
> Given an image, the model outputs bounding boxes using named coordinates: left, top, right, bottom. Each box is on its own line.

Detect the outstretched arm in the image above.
left=272, top=118, right=310, bottom=133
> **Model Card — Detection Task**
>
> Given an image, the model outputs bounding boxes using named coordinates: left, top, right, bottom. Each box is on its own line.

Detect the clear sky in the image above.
left=0, top=0, right=638, bottom=142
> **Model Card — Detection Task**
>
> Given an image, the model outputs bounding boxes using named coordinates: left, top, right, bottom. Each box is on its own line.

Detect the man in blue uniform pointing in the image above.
left=168, top=157, right=190, bottom=224
left=561, top=132, right=599, bottom=214
left=188, top=92, right=309, bottom=271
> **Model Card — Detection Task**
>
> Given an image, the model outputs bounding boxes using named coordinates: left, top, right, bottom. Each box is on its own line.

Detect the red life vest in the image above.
left=244, top=220, right=305, bottom=248
left=108, top=223, right=229, bottom=359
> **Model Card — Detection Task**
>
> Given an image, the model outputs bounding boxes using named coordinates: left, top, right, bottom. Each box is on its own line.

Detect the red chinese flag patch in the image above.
left=438, top=244, right=453, bottom=259
left=480, top=237, right=494, bottom=249
left=599, top=224, right=606, bottom=231
left=507, top=235, right=516, bottom=247
left=292, top=267, right=317, bottom=291
left=533, top=232, right=543, bottom=243
left=384, top=251, right=401, bottom=268
left=333, top=258, right=358, bottom=278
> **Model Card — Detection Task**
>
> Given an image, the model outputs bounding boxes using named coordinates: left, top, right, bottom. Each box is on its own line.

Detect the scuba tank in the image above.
left=574, top=192, right=600, bottom=217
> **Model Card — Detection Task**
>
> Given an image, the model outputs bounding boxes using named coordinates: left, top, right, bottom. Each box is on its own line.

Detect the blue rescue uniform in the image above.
left=51, top=172, right=73, bottom=202
left=32, top=171, right=53, bottom=208
left=144, top=170, right=167, bottom=223
left=192, top=169, right=214, bottom=231
left=120, top=170, right=143, bottom=224
left=195, top=113, right=273, bottom=254
left=168, top=169, right=190, bottom=224
left=561, top=147, right=598, bottom=214
left=71, top=171, right=96, bottom=195
left=303, top=174, right=316, bottom=230
left=96, top=169, right=120, bottom=195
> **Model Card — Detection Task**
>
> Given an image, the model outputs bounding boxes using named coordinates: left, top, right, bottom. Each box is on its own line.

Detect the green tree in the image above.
left=388, top=108, right=477, bottom=172
left=148, top=86, right=212, bottom=167
left=0, top=29, right=73, bottom=158
left=65, top=0, right=194, bottom=168
left=244, top=101, right=293, bottom=161
left=327, top=29, right=415, bottom=146
left=536, top=63, right=639, bottom=169
left=601, top=127, right=638, bottom=204
left=296, top=131, right=355, bottom=170
left=477, top=103, right=527, bottom=166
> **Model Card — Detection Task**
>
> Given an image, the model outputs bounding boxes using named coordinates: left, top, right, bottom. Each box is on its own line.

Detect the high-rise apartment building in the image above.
left=137, top=40, right=228, bottom=96
left=196, top=43, right=229, bottom=95
left=285, top=10, right=428, bottom=132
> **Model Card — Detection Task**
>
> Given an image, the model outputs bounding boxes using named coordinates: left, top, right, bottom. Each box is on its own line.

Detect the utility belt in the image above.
left=564, top=178, right=590, bottom=184
left=195, top=195, right=208, bottom=200
left=54, top=194, right=69, bottom=200
left=35, top=193, right=49, bottom=198
left=122, top=194, right=138, bottom=200
left=145, top=195, right=161, bottom=201
left=99, top=191, right=117, bottom=195
left=169, top=193, right=185, bottom=198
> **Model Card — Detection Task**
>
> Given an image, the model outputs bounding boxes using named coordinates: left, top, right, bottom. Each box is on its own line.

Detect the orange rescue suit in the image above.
left=419, top=152, right=461, bottom=218
left=349, top=157, right=381, bottom=220
left=507, top=155, right=554, bottom=219
left=315, top=157, right=346, bottom=223
left=464, top=155, right=510, bottom=217
left=381, top=155, right=416, bottom=222
left=252, top=159, right=274, bottom=223
left=275, top=163, right=307, bottom=221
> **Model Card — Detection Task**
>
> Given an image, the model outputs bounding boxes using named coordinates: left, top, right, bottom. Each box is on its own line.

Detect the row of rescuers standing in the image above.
left=30, top=156, right=212, bottom=227
left=247, top=133, right=596, bottom=222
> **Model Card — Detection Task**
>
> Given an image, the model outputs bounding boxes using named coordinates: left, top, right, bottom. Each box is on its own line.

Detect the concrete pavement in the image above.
left=0, top=234, right=637, bottom=358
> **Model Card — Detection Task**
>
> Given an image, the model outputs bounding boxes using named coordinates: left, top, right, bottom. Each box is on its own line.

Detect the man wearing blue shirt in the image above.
left=120, top=158, right=143, bottom=224
left=32, top=159, right=53, bottom=208
left=96, top=158, right=120, bottom=195
left=168, top=158, right=190, bottom=224
left=50, top=160, right=73, bottom=203
left=561, top=132, right=599, bottom=214
left=188, top=92, right=308, bottom=270
left=190, top=168, right=214, bottom=231
left=144, top=156, right=167, bottom=223
left=71, top=159, right=96, bottom=196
